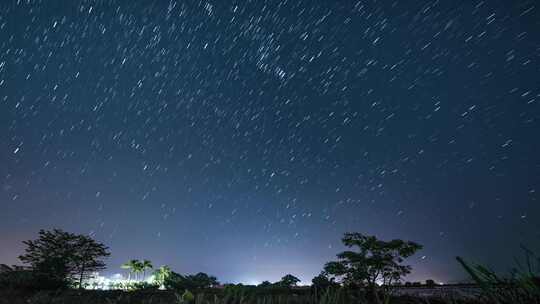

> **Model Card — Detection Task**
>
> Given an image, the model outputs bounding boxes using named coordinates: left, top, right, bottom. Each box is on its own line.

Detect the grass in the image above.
left=456, top=245, right=540, bottom=304
left=0, top=287, right=491, bottom=304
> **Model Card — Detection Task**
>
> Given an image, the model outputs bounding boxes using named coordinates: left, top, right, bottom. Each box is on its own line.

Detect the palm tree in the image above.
left=132, top=260, right=144, bottom=281
left=121, top=259, right=140, bottom=282
left=153, top=265, right=172, bottom=288
left=141, top=259, right=153, bottom=281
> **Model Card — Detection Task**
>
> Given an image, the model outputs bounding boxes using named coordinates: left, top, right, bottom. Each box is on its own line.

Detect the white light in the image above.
left=83, top=272, right=157, bottom=290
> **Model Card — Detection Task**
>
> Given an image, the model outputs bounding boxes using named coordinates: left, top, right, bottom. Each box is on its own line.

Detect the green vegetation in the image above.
left=279, top=274, right=301, bottom=288
left=121, top=259, right=154, bottom=282
left=456, top=246, right=540, bottom=304
left=154, top=265, right=173, bottom=289
left=1, top=228, right=538, bottom=303
left=16, top=229, right=110, bottom=289
left=121, top=259, right=140, bottom=282
left=324, top=232, right=422, bottom=302
left=165, top=271, right=220, bottom=291
left=312, top=272, right=339, bottom=290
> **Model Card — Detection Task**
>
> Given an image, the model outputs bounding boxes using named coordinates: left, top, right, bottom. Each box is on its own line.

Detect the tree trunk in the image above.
left=79, top=264, right=85, bottom=289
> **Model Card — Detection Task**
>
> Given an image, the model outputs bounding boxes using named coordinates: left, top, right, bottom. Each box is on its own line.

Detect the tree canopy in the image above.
left=153, top=265, right=173, bottom=288
left=311, top=272, right=339, bottom=290
left=19, top=229, right=110, bottom=288
left=164, top=271, right=219, bottom=291
left=279, top=274, right=301, bottom=287
left=324, top=232, right=422, bottom=288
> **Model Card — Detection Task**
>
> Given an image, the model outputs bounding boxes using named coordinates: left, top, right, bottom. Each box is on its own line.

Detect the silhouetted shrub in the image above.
left=312, top=272, right=340, bottom=291
left=457, top=247, right=540, bottom=304
left=0, top=269, right=67, bottom=291
left=164, top=271, right=219, bottom=293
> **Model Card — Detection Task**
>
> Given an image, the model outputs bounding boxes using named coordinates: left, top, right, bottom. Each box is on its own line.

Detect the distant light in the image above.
left=241, top=279, right=261, bottom=286
left=83, top=272, right=155, bottom=290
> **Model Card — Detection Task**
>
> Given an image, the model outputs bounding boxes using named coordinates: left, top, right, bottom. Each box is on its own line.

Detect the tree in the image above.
left=121, top=259, right=141, bottom=282
left=163, top=271, right=185, bottom=290
left=71, top=233, right=111, bottom=288
left=258, top=280, right=272, bottom=288
left=324, top=232, right=422, bottom=289
left=153, top=265, right=172, bottom=288
left=279, top=274, right=301, bottom=287
left=189, top=272, right=219, bottom=289
left=164, top=271, right=219, bottom=291
left=120, top=259, right=152, bottom=282
left=141, top=259, right=153, bottom=281
left=312, top=272, right=339, bottom=290
left=19, top=229, right=110, bottom=288
left=132, top=261, right=145, bottom=281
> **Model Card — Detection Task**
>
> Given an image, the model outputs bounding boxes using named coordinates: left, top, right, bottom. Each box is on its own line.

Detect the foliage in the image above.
left=140, top=259, right=153, bottom=281
left=165, top=271, right=219, bottom=292
left=130, top=281, right=159, bottom=291
left=279, top=274, right=301, bottom=287
left=121, top=259, right=139, bottom=281
left=153, top=265, right=173, bottom=288
left=188, top=272, right=219, bottom=289
left=0, top=266, right=66, bottom=291
left=0, top=286, right=506, bottom=304
left=121, top=259, right=153, bottom=282
left=176, top=289, right=195, bottom=303
left=258, top=280, right=272, bottom=287
left=457, top=246, right=540, bottom=304
left=18, top=229, right=110, bottom=288
left=312, top=272, right=340, bottom=290
left=324, top=232, right=422, bottom=289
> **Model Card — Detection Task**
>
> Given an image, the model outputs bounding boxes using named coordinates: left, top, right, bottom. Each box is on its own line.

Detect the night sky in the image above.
left=1, top=0, right=539, bottom=285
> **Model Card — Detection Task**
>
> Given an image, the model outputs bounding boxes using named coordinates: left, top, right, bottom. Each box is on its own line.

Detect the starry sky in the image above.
left=1, top=0, right=539, bottom=285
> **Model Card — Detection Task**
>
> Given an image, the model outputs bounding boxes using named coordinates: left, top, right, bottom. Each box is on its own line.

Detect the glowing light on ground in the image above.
left=84, top=273, right=156, bottom=290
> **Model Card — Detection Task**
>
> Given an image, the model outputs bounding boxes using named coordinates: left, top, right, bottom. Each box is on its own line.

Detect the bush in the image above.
left=164, top=272, right=219, bottom=292
left=457, top=251, right=540, bottom=304
left=130, top=281, right=159, bottom=291
left=0, top=269, right=68, bottom=291
left=173, top=290, right=195, bottom=304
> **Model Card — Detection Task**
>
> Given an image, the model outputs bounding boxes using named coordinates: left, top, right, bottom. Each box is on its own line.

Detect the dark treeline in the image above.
left=1, top=229, right=539, bottom=304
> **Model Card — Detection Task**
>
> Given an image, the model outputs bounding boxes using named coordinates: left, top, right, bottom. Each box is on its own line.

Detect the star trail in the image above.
left=1, top=0, right=539, bottom=285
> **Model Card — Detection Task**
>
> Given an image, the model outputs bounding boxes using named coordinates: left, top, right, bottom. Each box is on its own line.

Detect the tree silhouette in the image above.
left=141, top=259, right=153, bottom=281
left=19, top=229, right=110, bottom=288
left=121, top=259, right=141, bottom=282
left=279, top=274, right=301, bottom=287
left=258, top=280, right=272, bottom=287
left=164, top=271, right=219, bottom=290
left=324, top=232, right=422, bottom=290
left=311, top=272, right=339, bottom=290
left=189, top=272, right=219, bottom=289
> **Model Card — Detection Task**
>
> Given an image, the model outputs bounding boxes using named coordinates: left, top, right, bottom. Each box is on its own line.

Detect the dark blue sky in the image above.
left=1, top=0, right=539, bottom=284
